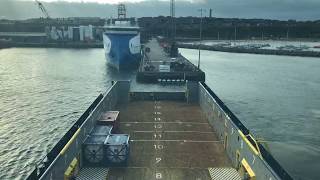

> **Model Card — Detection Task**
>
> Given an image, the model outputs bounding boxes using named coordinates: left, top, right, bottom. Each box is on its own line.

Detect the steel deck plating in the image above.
left=106, top=101, right=231, bottom=179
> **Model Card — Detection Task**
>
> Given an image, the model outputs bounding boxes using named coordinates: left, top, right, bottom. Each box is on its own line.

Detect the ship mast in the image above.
left=169, top=0, right=178, bottom=57
left=118, top=4, right=126, bottom=19
left=170, top=0, right=176, bottom=41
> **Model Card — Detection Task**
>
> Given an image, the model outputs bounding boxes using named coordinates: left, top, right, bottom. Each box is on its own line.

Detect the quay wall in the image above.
left=178, top=43, right=320, bottom=58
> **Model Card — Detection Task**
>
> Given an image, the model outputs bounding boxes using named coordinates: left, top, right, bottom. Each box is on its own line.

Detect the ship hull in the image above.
left=103, top=33, right=141, bottom=70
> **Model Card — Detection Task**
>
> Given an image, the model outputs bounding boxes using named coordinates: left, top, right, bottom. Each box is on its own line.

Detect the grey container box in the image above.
left=82, top=135, right=108, bottom=166
left=91, top=125, right=113, bottom=136
left=104, top=134, right=130, bottom=165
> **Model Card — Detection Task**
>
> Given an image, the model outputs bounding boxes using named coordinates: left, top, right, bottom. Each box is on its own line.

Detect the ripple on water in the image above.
left=0, top=48, right=109, bottom=179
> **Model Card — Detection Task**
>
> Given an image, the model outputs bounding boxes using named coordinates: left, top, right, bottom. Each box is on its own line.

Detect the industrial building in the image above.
left=47, top=25, right=96, bottom=42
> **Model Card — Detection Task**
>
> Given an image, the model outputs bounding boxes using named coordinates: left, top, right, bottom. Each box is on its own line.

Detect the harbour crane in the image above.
left=35, top=0, right=50, bottom=19
left=34, top=0, right=64, bottom=41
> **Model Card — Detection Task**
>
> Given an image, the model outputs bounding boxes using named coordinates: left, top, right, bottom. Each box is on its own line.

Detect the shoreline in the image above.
left=178, top=43, right=320, bottom=58
left=2, top=41, right=320, bottom=58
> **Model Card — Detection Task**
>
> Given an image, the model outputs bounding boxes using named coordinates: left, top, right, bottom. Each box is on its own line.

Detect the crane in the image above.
left=34, top=0, right=64, bottom=41
left=35, top=0, right=50, bottom=19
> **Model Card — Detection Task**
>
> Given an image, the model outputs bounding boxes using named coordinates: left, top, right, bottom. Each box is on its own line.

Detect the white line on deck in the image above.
left=134, top=131, right=215, bottom=134
left=109, top=166, right=214, bottom=169
left=120, top=122, right=209, bottom=125
left=130, top=139, right=222, bottom=143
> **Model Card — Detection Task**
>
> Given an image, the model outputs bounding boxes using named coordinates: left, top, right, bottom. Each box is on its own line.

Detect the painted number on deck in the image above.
left=154, top=117, right=161, bottom=121
left=156, top=157, right=162, bottom=164
left=154, top=133, right=162, bottom=139
left=156, top=173, right=162, bottom=179
left=154, top=124, right=163, bottom=129
left=154, top=144, right=164, bottom=150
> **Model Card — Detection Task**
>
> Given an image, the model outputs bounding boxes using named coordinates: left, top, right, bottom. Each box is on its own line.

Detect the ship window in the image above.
left=238, top=136, right=240, bottom=142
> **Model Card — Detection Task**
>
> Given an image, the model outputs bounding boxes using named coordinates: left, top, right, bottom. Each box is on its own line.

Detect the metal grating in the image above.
left=208, top=168, right=241, bottom=180
left=76, top=168, right=109, bottom=180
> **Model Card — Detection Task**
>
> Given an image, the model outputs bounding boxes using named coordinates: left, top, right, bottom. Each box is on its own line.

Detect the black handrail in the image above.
left=26, top=94, right=104, bottom=180
left=200, top=82, right=293, bottom=180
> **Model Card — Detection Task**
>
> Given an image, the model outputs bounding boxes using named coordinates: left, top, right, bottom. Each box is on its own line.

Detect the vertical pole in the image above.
left=234, top=26, right=237, bottom=44
left=170, top=0, right=175, bottom=42
left=198, top=9, right=203, bottom=69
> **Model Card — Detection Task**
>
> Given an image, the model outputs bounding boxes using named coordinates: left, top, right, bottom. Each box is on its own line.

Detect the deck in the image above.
left=137, top=39, right=205, bottom=83
left=107, top=100, right=231, bottom=180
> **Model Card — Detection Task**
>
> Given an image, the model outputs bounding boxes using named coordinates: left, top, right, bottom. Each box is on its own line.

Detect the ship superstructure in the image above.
left=103, top=4, right=141, bottom=70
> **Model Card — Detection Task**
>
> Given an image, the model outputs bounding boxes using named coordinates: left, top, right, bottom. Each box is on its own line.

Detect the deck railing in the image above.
left=25, top=94, right=104, bottom=180
left=200, top=82, right=293, bottom=180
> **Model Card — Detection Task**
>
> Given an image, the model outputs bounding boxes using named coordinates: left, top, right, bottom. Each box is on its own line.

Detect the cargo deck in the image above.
left=106, top=101, right=231, bottom=179
left=137, top=39, right=205, bottom=83
left=28, top=81, right=293, bottom=180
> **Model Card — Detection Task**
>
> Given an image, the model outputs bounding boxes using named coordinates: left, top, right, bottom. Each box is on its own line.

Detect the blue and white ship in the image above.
left=103, top=5, right=141, bottom=70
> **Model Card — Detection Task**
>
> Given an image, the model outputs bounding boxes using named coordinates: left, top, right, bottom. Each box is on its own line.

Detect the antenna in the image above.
left=118, top=4, right=126, bottom=19
left=170, top=0, right=176, bottom=41
left=168, top=0, right=178, bottom=57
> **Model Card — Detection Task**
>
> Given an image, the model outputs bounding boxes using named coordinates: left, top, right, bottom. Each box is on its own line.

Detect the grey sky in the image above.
left=0, top=0, right=319, bottom=20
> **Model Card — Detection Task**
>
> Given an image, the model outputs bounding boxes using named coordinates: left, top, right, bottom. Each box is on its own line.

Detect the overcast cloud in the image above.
left=0, top=0, right=319, bottom=20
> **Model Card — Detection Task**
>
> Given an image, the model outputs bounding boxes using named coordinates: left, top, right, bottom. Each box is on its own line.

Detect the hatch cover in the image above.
left=76, top=168, right=109, bottom=180
left=208, top=167, right=241, bottom=180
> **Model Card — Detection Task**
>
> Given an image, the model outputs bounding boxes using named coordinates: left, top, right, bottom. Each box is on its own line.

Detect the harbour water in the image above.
left=184, top=40, right=320, bottom=52
left=0, top=47, right=319, bottom=179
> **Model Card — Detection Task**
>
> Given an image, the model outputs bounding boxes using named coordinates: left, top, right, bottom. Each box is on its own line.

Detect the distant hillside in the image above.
left=1, top=16, right=320, bottom=40
left=140, top=17, right=320, bottom=40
